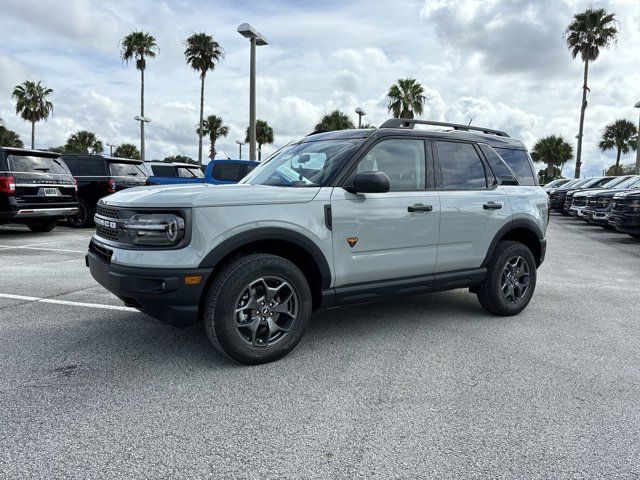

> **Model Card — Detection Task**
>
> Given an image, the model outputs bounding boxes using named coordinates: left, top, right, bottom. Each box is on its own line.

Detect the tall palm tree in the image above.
left=315, top=110, right=355, bottom=132
left=386, top=78, right=427, bottom=119
left=599, top=119, right=638, bottom=175
left=120, top=31, right=158, bottom=161
left=198, top=115, right=229, bottom=159
left=113, top=143, right=141, bottom=160
left=0, top=119, right=24, bottom=148
left=64, top=130, right=104, bottom=154
left=245, top=119, right=274, bottom=160
left=184, top=32, right=224, bottom=165
left=531, top=135, right=573, bottom=183
left=565, top=8, right=618, bottom=178
left=12, top=80, right=54, bottom=149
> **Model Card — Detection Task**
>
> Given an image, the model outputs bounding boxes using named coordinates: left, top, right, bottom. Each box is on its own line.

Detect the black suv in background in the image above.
left=609, top=190, right=640, bottom=238
left=61, top=155, right=147, bottom=228
left=0, top=147, right=78, bottom=232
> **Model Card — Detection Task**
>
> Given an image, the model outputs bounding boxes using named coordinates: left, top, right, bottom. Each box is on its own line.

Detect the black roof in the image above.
left=300, top=119, right=527, bottom=150
left=0, top=146, right=61, bottom=157
left=60, top=153, right=144, bottom=164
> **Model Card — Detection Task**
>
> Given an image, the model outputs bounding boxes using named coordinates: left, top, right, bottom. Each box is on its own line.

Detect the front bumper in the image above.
left=87, top=241, right=212, bottom=327
left=569, top=206, right=585, bottom=217
left=609, top=212, right=640, bottom=234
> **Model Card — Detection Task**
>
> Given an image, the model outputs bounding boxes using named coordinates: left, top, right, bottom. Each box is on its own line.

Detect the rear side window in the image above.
left=356, top=139, right=426, bottom=191
left=151, top=165, right=177, bottom=177
left=62, top=157, right=107, bottom=176
left=109, top=162, right=146, bottom=177
left=493, top=148, right=536, bottom=186
left=212, top=163, right=247, bottom=182
left=8, top=155, right=70, bottom=175
left=479, top=145, right=519, bottom=183
left=435, top=141, right=488, bottom=190
left=178, top=167, right=204, bottom=178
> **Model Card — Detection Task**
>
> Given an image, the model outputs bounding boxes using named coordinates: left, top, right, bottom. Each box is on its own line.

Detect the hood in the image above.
left=614, top=189, right=640, bottom=199
left=101, top=183, right=321, bottom=208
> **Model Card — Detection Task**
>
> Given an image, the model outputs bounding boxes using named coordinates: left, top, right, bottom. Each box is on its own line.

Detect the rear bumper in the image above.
left=87, top=246, right=212, bottom=327
left=0, top=206, right=79, bottom=222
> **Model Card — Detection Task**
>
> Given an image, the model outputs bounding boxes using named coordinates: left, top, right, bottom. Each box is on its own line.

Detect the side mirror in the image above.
left=344, top=171, right=390, bottom=194
left=496, top=175, right=519, bottom=186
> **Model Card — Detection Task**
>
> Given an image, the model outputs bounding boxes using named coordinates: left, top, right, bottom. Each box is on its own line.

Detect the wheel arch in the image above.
left=483, top=219, right=545, bottom=267
left=198, top=228, right=332, bottom=310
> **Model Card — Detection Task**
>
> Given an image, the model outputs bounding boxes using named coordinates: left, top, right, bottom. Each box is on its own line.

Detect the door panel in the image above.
left=331, top=189, right=440, bottom=286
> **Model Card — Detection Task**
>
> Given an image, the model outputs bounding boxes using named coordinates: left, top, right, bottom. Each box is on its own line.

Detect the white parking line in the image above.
left=0, top=293, right=138, bottom=312
left=0, top=245, right=84, bottom=253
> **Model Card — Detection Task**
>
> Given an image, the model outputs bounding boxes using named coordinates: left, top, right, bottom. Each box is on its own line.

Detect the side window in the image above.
left=62, top=158, right=107, bottom=176
left=177, top=167, right=202, bottom=178
left=152, top=165, right=177, bottom=177
left=212, top=163, right=245, bottom=182
left=435, top=141, right=488, bottom=190
left=493, top=148, right=536, bottom=186
left=479, top=144, right=514, bottom=183
left=355, top=139, right=426, bottom=191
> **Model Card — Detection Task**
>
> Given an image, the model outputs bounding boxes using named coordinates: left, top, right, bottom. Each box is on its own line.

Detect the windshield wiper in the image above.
left=34, top=167, right=50, bottom=172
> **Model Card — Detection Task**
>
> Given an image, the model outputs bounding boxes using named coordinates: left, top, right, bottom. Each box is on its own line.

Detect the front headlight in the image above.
left=123, top=213, right=185, bottom=246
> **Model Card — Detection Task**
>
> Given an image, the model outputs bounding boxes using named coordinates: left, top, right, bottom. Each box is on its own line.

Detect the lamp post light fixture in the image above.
left=106, top=143, right=116, bottom=157
left=235, top=140, right=244, bottom=159
left=635, top=101, right=640, bottom=175
left=237, top=23, right=268, bottom=161
left=134, top=115, right=151, bottom=161
left=355, top=107, right=366, bottom=128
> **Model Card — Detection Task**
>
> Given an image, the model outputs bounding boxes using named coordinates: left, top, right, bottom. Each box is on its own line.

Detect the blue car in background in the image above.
left=145, top=159, right=259, bottom=186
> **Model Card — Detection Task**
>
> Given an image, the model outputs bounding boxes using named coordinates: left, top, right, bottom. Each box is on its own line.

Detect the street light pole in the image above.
left=134, top=115, right=151, bottom=161
left=106, top=143, right=116, bottom=157
left=235, top=140, right=244, bottom=159
left=635, top=101, right=640, bottom=175
left=238, top=23, right=268, bottom=161
left=355, top=107, right=365, bottom=128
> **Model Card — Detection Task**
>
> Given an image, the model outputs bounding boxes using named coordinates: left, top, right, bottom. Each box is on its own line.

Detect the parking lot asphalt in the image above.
left=1, top=218, right=639, bottom=479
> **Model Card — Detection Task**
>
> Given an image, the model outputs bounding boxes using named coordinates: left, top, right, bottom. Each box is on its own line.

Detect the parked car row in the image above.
left=0, top=146, right=258, bottom=232
left=546, top=174, right=640, bottom=239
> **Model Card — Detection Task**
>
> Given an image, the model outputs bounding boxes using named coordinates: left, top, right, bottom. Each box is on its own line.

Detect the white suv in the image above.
left=87, top=119, right=549, bottom=364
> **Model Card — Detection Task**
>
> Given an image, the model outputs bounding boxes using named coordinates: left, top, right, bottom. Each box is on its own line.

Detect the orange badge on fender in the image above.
left=347, top=237, right=358, bottom=248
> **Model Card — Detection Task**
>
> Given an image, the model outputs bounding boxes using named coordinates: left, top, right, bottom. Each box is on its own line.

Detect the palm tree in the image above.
left=120, top=31, right=158, bottom=161
left=0, top=119, right=23, bottom=148
left=113, top=143, right=141, bottom=160
left=565, top=8, right=618, bottom=178
left=184, top=32, right=224, bottom=165
left=599, top=119, right=638, bottom=175
left=12, top=80, right=54, bottom=149
left=64, top=130, right=104, bottom=154
left=531, top=135, right=573, bottom=184
left=198, top=115, right=229, bottom=159
left=315, top=110, right=355, bottom=132
left=245, top=119, right=274, bottom=160
left=386, top=78, right=427, bottom=119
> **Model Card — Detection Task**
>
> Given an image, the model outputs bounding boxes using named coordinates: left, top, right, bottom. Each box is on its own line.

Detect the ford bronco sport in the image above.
left=87, top=119, right=548, bottom=364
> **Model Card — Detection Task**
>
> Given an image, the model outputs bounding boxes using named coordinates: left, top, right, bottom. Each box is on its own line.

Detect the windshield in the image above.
left=109, top=162, right=147, bottom=177
left=613, top=176, right=639, bottom=189
left=586, top=177, right=614, bottom=188
left=8, top=155, right=69, bottom=175
left=242, top=139, right=364, bottom=187
left=546, top=179, right=570, bottom=188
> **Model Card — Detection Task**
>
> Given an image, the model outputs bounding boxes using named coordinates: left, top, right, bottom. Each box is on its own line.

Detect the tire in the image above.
left=27, top=220, right=57, bottom=233
left=203, top=253, right=313, bottom=365
left=477, top=241, right=537, bottom=316
left=67, top=199, right=93, bottom=228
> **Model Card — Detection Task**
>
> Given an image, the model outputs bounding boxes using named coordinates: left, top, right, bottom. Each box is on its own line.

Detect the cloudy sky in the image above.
left=0, top=0, right=638, bottom=176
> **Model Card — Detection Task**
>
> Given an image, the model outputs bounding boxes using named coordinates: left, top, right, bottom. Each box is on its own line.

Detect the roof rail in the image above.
left=379, top=118, right=510, bottom=138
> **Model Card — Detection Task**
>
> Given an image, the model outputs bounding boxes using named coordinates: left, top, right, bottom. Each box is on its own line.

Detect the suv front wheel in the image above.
left=476, top=241, right=537, bottom=316
left=203, top=253, right=313, bottom=364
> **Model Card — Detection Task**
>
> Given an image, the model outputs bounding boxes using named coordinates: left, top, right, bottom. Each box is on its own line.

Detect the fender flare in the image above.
left=198, top=227, right=332, bottom=289
left=482, top=218, right=545, bottom=267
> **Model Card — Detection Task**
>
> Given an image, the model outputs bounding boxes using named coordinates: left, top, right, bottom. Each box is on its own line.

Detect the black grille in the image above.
left=611, top=200, right=627, bottom=212
left=89, top=240, right=113, bottom=263
left=97, top=204, right=119, bottom=219
left=96, top=224, right=118, bottom=241
left=572, top=198, right=586, bottom=207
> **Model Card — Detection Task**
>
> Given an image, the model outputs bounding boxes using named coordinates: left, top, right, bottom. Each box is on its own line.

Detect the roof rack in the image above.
left=379, top=119, right=510, bottom=138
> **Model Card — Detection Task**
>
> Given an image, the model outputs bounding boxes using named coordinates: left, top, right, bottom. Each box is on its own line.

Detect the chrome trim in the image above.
left=15, top=207, right=79, bottom=217
left=15, top=184, right=75, bottom=188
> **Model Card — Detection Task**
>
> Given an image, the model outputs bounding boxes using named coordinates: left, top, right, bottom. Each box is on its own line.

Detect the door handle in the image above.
left=483, top=202, right=503, bottom=210
left=408, top=204, right=433, bottom=213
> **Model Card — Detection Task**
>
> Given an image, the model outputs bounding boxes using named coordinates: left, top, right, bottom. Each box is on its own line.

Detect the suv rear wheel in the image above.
left=67, top=199, right=93, bottom=228
left=203, top=253, right=312, bottom=364
left=477, top=241, right=537, bottom=316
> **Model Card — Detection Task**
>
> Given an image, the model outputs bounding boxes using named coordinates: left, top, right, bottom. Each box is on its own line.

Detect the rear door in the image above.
left=434, top=140, right=512, bottom=273
left=7, top=153, right=76, bottom=208
left=331, top=137, right=440, bottom=286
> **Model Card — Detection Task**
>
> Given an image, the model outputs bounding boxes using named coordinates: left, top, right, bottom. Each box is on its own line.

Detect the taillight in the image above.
left=74, top=178, right=78, bottom=194
left=0, top=176, right=16, bottom=195
left=108, top=178, right=116, bottom=193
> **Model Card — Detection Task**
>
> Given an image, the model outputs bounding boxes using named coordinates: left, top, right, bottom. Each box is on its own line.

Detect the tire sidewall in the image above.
left=67, top=199, right=93, bottom=228
left=206, top=255, right=312, bottom=364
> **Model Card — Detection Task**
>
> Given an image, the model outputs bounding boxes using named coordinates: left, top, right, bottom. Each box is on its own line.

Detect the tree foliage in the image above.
left=245, top=119, right=274, bottom=160
left=197, top=115, right=229, bottom=159
left=386, top=78, right=427, bottom=119
left=113, top=143, right=141, bottom=160
left=599, top=119, right=637, bottom=173
left=531, top=135, right=573, bottom=182
left=314, top=110, right=355, bottom=132
left=0, top=120, right=23, bottom=148
left=164, top=155, right=196, bottom=165
left=64, top=130, right=104, bottom=155
left=120, top=31, right=158, bottom=70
